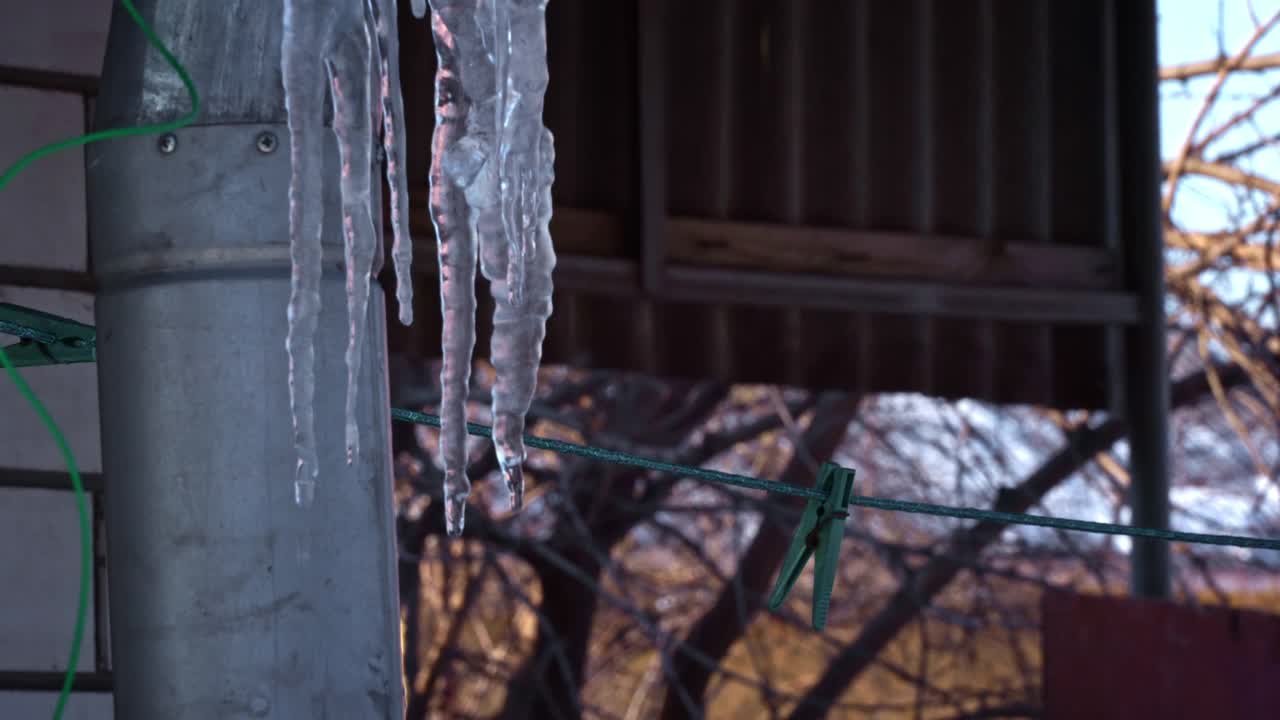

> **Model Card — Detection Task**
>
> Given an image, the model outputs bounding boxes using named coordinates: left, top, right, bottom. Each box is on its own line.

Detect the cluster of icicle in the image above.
left=415, top=0, right=557, bottom=536
left=281, top=0, right=415, bottom=507
left=280, top=0, right=556, bottom=538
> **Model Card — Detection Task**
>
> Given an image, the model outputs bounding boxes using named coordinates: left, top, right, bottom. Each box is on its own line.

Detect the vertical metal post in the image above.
left=1115, top=0, right=1170, bottom=598
left=88, top=2, right=404, bottom=716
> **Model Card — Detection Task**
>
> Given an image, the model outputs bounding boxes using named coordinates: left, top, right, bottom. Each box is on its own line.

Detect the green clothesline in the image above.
left=390, top=408, right=1280, bottom=553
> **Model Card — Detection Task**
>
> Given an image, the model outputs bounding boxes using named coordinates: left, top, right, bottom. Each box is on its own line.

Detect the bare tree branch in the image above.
left=785, top=359, right=1265, bottom=720
left=660, top=392, right=862, bottom=719
left=1160, top=49, right=1280, bottom=81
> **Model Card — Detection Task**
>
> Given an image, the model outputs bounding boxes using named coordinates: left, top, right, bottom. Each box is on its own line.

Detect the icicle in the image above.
left=329, top=19, right=378, bottom=467
left=486, top=0, right=555, bottom=510
left=420, top=0, right=555, bottom=524
left=488, top=0, right=525, bottom=309
left=425, top=0, right=482, bottom=536
left=281, top=0, right=416, bottom=501
left=370, top=0, right=415, bottom=327
left=281, top=0, right=332, bottom=506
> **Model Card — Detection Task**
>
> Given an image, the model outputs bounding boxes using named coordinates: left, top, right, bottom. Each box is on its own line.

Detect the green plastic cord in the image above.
left=0, top=348, right=90, bottom=717
left=392, top=408, right=828, bottom=500
left=0, top=0, right=200, bottom=192
left=0, top=2, right=198, bottom=717
left=392, top=409, right=1280, bottom=553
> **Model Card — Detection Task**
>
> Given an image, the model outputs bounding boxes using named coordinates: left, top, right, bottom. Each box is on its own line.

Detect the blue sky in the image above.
left=1160, top=1, right=1279, bottom=359
left=1159, top=0, right=1280, bottom=231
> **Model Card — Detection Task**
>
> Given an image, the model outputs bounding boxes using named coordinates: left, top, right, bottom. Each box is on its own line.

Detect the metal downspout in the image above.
left=87, top=2, right=405, bottom=715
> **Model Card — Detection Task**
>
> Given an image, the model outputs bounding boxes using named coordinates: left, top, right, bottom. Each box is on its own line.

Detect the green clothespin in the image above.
left=768, top=461, right=856, bottom=631
left=0, top=302, right=96, bottom=367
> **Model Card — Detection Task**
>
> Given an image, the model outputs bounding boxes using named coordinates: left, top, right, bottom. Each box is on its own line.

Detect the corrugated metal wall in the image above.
left=390, top=0, right=1137, bottom=410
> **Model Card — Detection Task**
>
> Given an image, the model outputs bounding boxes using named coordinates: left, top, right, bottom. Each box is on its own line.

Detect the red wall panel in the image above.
left=1043, top=591, right=1280, bottom=719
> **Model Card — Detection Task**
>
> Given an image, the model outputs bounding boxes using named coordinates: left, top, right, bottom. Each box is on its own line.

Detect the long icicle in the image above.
left=329, top=24, right=378, bottom=467
left=485, top=0, right=556, bottom=510
left=370, top=0, right=415, bottom=327
left=281, top=0, right=331, bottom=506
left=426, top=0, right=480, bottom=536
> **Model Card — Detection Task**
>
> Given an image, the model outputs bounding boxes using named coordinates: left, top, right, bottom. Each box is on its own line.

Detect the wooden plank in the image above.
left=666, top=216, right=1122, bottom=290
left=387, top=208, right=1135, bottom=324
left=665, top=265, right=1136, bottom=324
left=396, top=198, right=1119, bottom=292
left=385, top=248, right=1135, bottom=325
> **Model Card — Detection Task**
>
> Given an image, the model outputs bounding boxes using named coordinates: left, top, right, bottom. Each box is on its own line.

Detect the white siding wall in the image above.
left=0, top=1, right=115, bottom=76
left=0, top=1, right=113, bottom=717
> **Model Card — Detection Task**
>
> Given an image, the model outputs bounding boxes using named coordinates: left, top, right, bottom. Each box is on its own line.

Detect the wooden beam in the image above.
left=664, top=265, right=1137, bottom=324
left=387, top=249, right=1136, bottom=325
left=398, top=200, right=1120, bottom=292
left=666, top=216, right=1122, bottom=290
left=391, top=200, right=1134, bottom=322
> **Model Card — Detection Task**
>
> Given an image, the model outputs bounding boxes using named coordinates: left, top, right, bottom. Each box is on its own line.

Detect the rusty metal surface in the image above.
left=1042, top=591, right=1280, bottom=720
left=388, top=0, right=1141, bottom=409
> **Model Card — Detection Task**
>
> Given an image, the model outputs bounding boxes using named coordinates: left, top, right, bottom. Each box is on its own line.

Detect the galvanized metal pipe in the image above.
left=88, top=1, right=404, bottom=716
